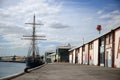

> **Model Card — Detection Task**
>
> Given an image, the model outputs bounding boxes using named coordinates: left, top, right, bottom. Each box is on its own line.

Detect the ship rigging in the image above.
left=23, top=14, right=46, bottom=68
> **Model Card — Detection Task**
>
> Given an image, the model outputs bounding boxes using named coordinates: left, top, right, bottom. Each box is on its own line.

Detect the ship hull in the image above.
left=26, top=59, right=44, bottom=68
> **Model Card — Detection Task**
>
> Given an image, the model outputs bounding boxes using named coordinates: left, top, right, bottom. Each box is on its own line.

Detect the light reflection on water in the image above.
left=0, top=62, right=26, bottom=78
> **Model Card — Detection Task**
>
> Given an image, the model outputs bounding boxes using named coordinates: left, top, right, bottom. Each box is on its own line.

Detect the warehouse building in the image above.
left=69, top=26, right=120, bottom=68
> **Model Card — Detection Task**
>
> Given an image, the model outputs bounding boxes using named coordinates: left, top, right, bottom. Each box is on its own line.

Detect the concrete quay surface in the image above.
left=11, top=63, right=120, bottom=80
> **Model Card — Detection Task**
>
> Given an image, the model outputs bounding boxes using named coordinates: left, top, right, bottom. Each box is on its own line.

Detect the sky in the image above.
left=0, top=0, right=120, bottom=56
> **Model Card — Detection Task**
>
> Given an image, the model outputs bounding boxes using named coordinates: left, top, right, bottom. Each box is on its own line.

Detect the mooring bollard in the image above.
left=24, top=67, right=29, bottom=73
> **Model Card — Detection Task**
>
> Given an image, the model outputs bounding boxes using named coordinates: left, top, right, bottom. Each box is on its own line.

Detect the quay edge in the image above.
left=0, top=64, right=46, bottom=80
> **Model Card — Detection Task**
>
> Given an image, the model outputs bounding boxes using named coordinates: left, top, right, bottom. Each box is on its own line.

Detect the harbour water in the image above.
left=0, top=62, right=26, bottom=78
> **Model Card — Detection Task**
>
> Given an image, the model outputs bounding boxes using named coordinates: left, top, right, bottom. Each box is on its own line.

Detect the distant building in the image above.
left=45, top=51, right=57, bottom=63
left=56, top=44, right=73, bottom=62
left=0, top=56, right=26, bottom=62
left=50, top=53, right=57, bottom=63
left=15, top=56, right=26, bottom=62
left=1, top=56, right=12, bottom=61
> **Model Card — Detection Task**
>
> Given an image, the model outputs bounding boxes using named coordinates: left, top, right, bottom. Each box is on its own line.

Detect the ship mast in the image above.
left=23, top=14, right=46, bottom=59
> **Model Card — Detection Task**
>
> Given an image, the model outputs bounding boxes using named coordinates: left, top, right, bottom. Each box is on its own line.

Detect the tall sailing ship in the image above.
left=23, top=14, right=46, bottom=68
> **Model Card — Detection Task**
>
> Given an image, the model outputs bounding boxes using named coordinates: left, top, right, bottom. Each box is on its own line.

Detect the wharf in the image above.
left=11, top=63, right=120, bottom=80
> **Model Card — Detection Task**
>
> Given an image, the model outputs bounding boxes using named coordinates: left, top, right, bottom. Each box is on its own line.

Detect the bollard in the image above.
left=24, top=67, right=30, bottom=73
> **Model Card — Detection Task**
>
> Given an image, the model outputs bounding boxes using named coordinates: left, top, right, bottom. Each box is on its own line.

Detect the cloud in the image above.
left=100, top=10, right=120, bottom=22
left=49, top=22, right=70, bottom=29
left=97, top=10, right=103, bottom=14
left=0, top=22, right=27, bottom=34
left=0, top=20, right=31, bottom=48
left=7, top=0, right=61, bottom=17
left=111, top=10, right=119, bottom=14
left=99, top=10, right=120, bottom=19
left=98, top=10, right=120, bottom=32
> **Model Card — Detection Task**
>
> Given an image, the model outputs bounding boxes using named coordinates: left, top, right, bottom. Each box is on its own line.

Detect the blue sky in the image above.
left=0, top=0, right=120, bottom=56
